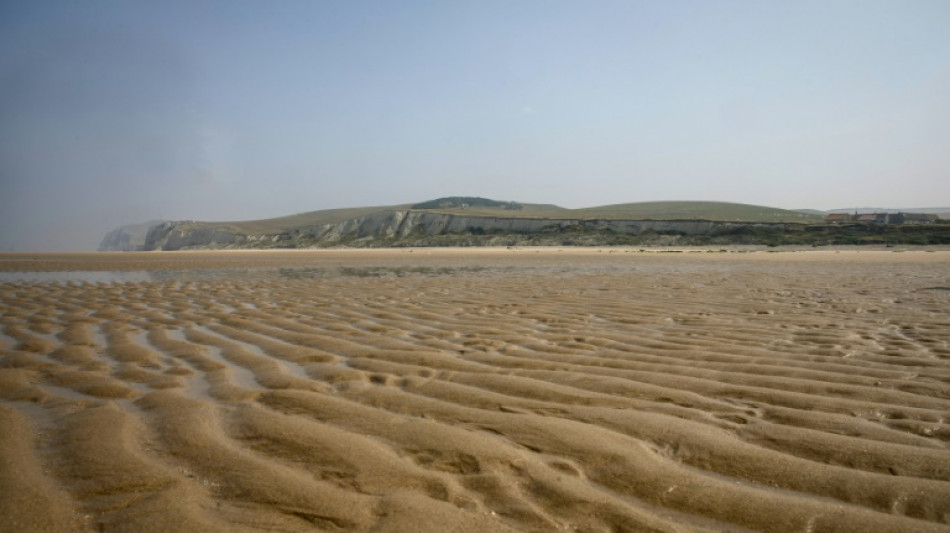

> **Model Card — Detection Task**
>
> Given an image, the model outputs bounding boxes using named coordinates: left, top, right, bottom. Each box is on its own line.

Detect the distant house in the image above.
left=886, top=213, right=905, bottom=225
left=855, top=213, right=887, bottom=224
left=823, top=211, right=940, bottom=225
left=825, top=213, right=851, bottom=224
left=902, top=213, right=939, bottom=224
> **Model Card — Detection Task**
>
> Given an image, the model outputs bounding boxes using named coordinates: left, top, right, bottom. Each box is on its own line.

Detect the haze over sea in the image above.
left=2, top=249, right=950, bottom=531
left=2, top=1, right=949, bottom=251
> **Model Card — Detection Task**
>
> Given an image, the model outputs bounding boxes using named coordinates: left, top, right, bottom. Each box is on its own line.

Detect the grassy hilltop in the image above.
left=415, top=199, right=818, bottom=223
left=210, top=198, right=823, bottom=235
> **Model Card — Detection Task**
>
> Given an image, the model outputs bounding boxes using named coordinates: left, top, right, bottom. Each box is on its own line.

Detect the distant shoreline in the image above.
left=3, top=246, right=949, bottom=274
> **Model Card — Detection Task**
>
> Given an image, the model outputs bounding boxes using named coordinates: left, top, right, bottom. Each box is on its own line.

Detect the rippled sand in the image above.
left=1, top=249, right=949, bottom=532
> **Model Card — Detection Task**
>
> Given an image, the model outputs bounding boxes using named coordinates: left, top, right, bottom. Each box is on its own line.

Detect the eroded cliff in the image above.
left=140, top=210, right=793, bottom=250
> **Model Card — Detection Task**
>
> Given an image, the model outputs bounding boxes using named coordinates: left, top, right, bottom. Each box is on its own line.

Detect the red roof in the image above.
left=825, top=213, right=850, bottom=222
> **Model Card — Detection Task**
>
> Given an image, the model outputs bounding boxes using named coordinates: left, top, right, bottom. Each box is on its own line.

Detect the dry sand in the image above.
left=1, top=248, right=949, bottom=532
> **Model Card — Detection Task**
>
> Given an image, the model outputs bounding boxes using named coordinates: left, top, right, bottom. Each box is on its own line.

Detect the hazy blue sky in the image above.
left=2, top=0, right=948, bottom=251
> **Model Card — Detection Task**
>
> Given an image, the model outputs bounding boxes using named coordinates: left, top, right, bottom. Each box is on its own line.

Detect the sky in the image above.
left=1, top=0, right=948, bottom=251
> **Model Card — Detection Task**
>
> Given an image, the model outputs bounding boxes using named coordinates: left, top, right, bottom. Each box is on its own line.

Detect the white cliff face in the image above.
left=137, top=210, right=792, bottom=250
left=98, top=227, right=136, bottom=251
left=98, top=221, right=165, bottom=251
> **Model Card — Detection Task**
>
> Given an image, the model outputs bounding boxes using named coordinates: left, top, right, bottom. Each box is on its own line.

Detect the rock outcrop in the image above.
left=138, top=210, right=793, bottom=250
left=98, top=221, right=164, bottom=251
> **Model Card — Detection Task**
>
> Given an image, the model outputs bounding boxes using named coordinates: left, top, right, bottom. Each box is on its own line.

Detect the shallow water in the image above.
left=0, top=266, right=507, bottom=283
left=0, top=271, right=154, bottom=283
left=0, top=262, right=739, bottom=284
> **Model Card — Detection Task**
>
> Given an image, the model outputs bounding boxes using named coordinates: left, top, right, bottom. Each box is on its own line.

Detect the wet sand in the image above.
left=1, top=249, right=949, bottom=532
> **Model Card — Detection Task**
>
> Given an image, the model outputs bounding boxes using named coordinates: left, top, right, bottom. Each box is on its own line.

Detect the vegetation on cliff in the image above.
left=411, top=197, right=523, bottom=210
left=100, top=198, right=949, bottom=251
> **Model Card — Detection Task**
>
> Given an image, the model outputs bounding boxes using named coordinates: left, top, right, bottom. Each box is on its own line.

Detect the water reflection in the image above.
left=0, top=271, right=153, bottom=283
left=0, top=262, right=736, bottom=284
left=0, top=265, right=507, bottom=283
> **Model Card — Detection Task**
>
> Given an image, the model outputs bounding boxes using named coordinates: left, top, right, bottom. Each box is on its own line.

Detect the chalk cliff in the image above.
left=98, top=221, right=165, bottom=251
left=99, top=198, right=950, bottom=250
left=140, top=210, right=792, bottom=250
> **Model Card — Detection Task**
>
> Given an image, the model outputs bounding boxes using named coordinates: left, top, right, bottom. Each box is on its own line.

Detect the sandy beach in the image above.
left=1, top=248, right=949, bottom=532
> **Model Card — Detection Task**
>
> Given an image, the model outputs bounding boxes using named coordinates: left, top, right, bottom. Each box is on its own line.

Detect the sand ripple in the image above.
left=1, top=250, right=949, bottom=532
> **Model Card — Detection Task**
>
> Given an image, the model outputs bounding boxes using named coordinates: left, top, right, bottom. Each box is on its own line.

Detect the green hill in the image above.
left=175, top=199, right=824, bottom=234
left=569, top=201, right=822, bottom=223
left=410, top=199, right=822, bottom=223
left=177, top=204, right=413, bottom=235
left=411, top=197, right=523, bottom=210
left=411, top=198, right=570, bottom=219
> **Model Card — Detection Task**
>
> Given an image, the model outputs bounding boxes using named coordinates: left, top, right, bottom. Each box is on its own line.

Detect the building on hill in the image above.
left=902, top=213, right=939, bottom=224
left=824, top=212, right=938, bottom=225
left=825, top=213, right=851, bottom=224
left=854, top=213, right=887, bottom=224
left=886, top=213, right=905, bottom=225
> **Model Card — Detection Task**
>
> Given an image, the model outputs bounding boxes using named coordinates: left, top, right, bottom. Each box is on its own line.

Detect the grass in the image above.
left=568, top=201, right=823, bottom=223
left=179, top=205, right=413, bottom=234
left=174, top=198, right=827, bottom=237
left=407, top=200, right=823, bottom=223
left=182, top=199, right=824, bottom=235
left=413, top=203, right=570, bottom=218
